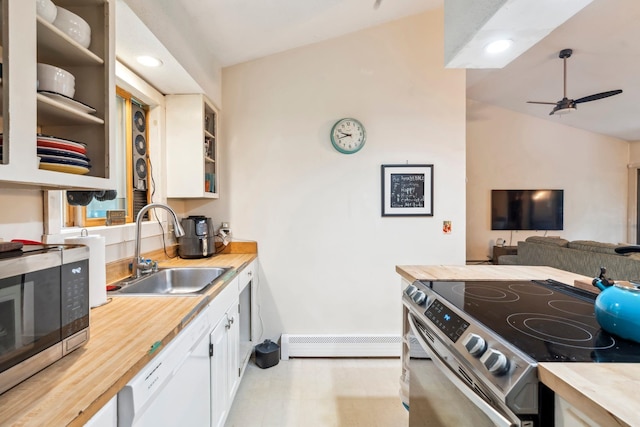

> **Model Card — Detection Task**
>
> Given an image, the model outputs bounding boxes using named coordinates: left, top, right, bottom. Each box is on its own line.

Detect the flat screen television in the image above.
left=491, top=189, right=564, bottom=231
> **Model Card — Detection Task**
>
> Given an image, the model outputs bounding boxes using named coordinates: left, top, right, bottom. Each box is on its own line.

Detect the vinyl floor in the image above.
left=224, top=358, right=409, bottom=427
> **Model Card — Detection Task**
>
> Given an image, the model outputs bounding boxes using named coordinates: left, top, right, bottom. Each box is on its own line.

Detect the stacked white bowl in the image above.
left=52, top=6, right=91, bottom=49
left=36, top=0, right=57, bottom=23
left=37, top=63, right=75, bottom=98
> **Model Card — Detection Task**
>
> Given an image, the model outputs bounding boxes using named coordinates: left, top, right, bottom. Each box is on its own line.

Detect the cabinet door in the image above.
left=166, top=94, right=219, bottom=199
left=227, top=301, right=241, bottom=400
left=238, top=260, right=255, bottom=376
left=210, top=317, right=229, bottom=427
left=84, top=396, right=117, bottom=427
left=555, top=395, right=601, bottom=427
left=239, top=259, right=259, bottom=344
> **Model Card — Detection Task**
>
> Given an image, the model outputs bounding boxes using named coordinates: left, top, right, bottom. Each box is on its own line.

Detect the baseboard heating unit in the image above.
left=280, top=334, right=401, bottom=359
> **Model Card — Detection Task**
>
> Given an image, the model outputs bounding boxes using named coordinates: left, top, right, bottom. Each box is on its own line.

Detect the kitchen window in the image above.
left=63, top=87, right=151, bottom=227
left=42, top=60, right=166, bottom=244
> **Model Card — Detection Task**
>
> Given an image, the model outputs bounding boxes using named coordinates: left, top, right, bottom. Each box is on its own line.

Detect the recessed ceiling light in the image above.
left=485, top=39, right=513, bottom=54
left=137, top=56, right=163, bottom=67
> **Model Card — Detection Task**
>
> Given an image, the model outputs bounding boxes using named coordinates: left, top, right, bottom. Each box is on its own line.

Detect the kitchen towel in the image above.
left=65, top=233, right=107, bottom=308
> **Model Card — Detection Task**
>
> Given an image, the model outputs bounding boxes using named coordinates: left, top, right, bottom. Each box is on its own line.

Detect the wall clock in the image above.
left=330, top=118, right=366, bottom=154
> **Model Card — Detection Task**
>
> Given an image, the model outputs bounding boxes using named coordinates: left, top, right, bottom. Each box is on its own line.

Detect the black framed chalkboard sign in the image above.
left=381, top=164, right=433, bottom=216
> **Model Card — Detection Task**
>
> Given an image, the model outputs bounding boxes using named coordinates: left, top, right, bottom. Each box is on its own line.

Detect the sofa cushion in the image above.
left=568, top=240, right=621, bottom=255
left=524, top=236, right=569, bottom=247
left=515, top=237, right=640, bottom=280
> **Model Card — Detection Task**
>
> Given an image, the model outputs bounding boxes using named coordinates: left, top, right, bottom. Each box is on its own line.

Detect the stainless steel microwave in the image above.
left=0, top=244, right=90, bottom=394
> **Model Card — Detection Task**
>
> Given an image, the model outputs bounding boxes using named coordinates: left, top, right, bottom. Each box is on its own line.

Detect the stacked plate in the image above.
left=37, top=134, right=91, bottom=174
left=38, top=90, right=96, bottom=114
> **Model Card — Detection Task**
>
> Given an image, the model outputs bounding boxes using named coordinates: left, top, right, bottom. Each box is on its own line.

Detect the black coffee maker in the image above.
left=178, top=216, right=215, bottom=258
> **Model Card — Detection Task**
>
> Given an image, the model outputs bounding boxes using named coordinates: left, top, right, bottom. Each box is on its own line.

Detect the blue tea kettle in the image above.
left=592, top=265, right=640, bottom=344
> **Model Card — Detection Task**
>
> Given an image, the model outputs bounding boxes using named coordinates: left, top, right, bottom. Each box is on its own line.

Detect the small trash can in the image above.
left=255, top=339, right=280, bottom=369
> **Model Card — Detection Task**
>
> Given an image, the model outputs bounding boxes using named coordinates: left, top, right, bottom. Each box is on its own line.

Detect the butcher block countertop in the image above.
left=397, top=265, right=640, bottom=427
left=0, top=247, right=257, bottom=427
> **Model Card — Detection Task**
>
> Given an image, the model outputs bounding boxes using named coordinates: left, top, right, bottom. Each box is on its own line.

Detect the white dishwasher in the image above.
left=118, top=303, right=212, bottom=427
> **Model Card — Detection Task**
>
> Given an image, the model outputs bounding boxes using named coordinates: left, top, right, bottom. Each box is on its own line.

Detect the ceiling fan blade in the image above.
left=574, top=90, right=622, bottom=104
left=549, top=106, right=566, bottom=116
left=527, top=101, right=558, bottom=105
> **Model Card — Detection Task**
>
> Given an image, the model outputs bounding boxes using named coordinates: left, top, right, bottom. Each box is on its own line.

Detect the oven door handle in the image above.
left=408, top=313, right=517, bottom=427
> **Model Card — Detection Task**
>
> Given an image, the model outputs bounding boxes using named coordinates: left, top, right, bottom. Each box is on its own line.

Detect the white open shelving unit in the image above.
left=0, top=0, right=115, bottom=190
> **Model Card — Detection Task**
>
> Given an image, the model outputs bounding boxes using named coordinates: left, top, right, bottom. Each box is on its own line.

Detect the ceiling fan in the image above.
left=527, top=48, right=622, bottom=115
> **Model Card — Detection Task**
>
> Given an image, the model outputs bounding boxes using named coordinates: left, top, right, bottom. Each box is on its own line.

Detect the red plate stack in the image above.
left=37, top=134, right=91, bottom=174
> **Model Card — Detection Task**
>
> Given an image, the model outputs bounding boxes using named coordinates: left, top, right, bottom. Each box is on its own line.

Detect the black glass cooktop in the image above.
left=424, top=279, right=640, bottom=363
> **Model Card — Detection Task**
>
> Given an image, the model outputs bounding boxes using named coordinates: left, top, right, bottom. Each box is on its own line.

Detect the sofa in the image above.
left=498, top=236, right=640, bottom=281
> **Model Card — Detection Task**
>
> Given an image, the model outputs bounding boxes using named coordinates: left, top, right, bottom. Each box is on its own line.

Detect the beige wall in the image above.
left=466, top=100, right=630, bottom=261
left=626, top=140, right=640, bottom=242
left=0, top=189, right=43, bottom=241
left=629, top=140, right=640, bottom=162
left=219, top=10, right=466, bottom=339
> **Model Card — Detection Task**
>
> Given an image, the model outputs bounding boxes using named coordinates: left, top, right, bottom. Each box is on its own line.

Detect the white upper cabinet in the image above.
left=0, top=0, right=115, bottom=190
left=165, top=93, right=219, bottom=199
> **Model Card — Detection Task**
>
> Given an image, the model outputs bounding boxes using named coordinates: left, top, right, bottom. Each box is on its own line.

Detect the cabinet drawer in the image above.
left=238, top=260, right=256, bottom=293
left=209, top=277, right=238, bottom=322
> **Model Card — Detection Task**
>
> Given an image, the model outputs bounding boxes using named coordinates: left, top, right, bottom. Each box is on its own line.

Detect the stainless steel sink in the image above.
left=109, top=267, right=233, bottom=296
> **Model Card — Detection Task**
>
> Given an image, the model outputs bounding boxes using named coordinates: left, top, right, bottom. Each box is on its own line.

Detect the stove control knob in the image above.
left=481, top=348, right=510, bottom=376
left=462, top=333, right=487, bottom=357
left=412, top=291, right=426, bottom=305
left=404, top=284, right=418, bottom=297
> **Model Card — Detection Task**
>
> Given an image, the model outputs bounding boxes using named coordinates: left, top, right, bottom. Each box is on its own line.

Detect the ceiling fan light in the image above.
left=485, top=39, right=513, bottom=54
left=554, top=106, right=576, bottom=115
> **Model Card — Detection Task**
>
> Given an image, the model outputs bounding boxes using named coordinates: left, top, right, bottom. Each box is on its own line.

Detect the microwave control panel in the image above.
left=61, top=259, right=90, bottom=338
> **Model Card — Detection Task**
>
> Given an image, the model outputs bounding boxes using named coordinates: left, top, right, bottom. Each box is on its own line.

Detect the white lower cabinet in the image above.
left=110, top=261, right=257, bottom=427
left=238, top=259, right=258, bottom=377
left=226, top=300, right=241, bottom=400
left=210, top=316, right=230, bottom=427
left=555, top=395, right=600, bottom=427
left=85, top=396, right=117, bottom=427
left=209, top=285, right=241, bottom=427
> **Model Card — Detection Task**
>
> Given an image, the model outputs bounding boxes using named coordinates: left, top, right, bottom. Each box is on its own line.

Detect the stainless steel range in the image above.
left=401, top=279, right=640, bottom=427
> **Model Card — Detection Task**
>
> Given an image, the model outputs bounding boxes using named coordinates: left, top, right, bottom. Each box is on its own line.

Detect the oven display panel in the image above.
left=425, top=299, right=469, bottom=343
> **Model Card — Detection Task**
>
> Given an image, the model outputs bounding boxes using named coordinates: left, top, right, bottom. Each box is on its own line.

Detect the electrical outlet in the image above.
left=168, top=223, right=174, bottom=234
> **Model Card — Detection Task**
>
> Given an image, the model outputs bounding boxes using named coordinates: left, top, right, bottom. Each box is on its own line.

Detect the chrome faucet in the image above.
left=132, top=203, right=185, bottom=278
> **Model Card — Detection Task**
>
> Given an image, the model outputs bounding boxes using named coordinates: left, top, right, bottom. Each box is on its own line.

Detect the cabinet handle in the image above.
left=225, top=314, right=231, bottom=330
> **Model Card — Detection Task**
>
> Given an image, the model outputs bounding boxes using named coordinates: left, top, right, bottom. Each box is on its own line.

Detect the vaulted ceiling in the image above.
left=118, top=0, right=640, bottom=141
